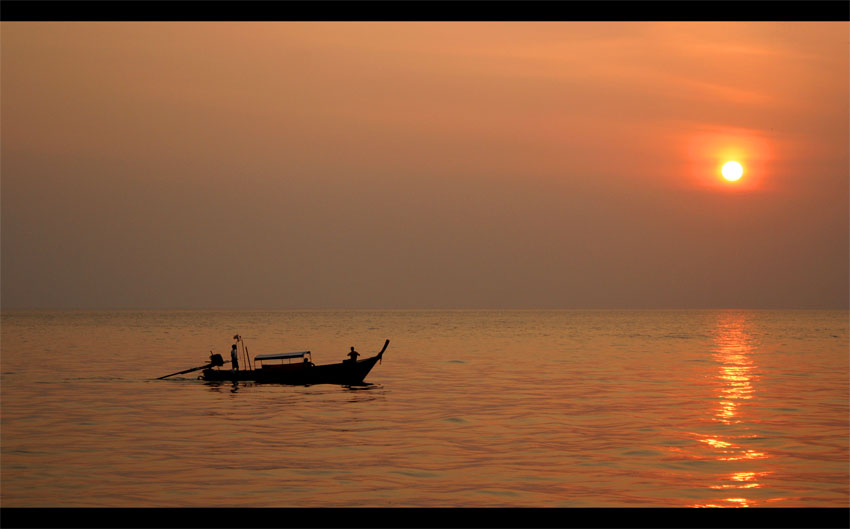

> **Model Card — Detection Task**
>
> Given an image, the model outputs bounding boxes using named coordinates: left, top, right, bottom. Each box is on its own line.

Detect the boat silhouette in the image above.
left=160, top=339, right=389, bottom=386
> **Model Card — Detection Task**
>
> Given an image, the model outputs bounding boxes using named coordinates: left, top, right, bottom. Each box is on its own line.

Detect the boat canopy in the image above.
left=253, top=351, right=311, bottom=361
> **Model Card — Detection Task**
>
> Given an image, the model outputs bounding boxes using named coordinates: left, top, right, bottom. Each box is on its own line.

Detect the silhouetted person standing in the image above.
left=347, top=347, right=360, bottom=362
left=231, top=344, right=239, bottom=371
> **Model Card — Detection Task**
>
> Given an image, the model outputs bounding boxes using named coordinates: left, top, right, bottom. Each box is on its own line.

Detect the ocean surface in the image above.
left=1, top=309, right=848, bottom=508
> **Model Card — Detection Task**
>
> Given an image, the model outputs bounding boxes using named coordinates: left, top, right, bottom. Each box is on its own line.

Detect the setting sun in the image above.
left=722, top=161, right=744, bottom=182
left=684, top=128, right=770, bottom=191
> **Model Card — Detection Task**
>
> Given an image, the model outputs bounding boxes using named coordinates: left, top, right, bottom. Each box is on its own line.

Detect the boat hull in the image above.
left=200, top=354, right=383, bottom=386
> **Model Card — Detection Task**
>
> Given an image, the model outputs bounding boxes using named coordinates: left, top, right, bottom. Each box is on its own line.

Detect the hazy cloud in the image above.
left=2, top=22, right=847, bottom=308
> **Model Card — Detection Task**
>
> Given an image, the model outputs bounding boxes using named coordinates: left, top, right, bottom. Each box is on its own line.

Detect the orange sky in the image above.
left=1, top=22, right=847, bottom=308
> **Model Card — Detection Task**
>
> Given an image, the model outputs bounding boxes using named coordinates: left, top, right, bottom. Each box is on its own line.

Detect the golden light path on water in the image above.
left=692, top=315, right=771, bottom=508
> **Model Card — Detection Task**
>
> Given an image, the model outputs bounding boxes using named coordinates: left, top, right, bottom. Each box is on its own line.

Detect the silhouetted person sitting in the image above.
left=347, top=347, right=360, bottom=363
left=231, top=344, right=239, bottom=371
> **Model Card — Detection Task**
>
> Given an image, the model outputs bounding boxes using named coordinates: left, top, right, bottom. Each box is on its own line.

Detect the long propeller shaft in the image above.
left=157, top=360, right=230, bottom=380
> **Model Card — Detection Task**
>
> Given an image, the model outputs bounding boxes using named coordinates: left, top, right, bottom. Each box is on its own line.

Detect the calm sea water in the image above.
left=1, top=309, right=847, bottom=507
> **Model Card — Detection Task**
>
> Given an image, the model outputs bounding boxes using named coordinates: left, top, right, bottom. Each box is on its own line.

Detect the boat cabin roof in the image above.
left=254, top=351, right=311, bottom=361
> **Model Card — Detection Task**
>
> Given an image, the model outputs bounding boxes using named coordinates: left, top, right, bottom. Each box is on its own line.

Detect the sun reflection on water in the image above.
left=690, top=314, right=773, bottom=508
left=712, top=324, right=757, bottom=425
left=709, top=471, right=768, bottom=490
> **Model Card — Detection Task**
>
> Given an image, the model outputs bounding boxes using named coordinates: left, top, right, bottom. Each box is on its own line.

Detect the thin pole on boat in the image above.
left=244, top=340, right=253, bottom=371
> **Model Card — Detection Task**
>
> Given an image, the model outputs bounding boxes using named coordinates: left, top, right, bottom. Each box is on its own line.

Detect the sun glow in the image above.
left=722, top=161, right=744, bottom=181
left=683, top=127, right=771, bottom=191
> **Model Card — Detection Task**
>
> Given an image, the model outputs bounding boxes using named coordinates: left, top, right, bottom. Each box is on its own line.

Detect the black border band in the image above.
left=2, top=507, right=850, bottom=529
left=1, top=1, right=848, bottom=22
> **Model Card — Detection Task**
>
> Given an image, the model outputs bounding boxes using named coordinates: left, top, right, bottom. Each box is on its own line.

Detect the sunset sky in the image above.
left=1, top=22, right=847, bottom=309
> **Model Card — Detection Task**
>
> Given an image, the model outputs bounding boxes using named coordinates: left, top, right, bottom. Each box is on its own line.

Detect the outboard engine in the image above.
left=209, top=353, right=224, bottom=367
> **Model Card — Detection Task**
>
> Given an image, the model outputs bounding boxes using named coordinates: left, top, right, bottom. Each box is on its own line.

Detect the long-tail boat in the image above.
left=158, top=339, right=389, bottom=386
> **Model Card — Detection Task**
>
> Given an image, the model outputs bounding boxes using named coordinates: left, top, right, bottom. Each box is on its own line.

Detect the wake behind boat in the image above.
left=158, top=339, right=389, bottom=386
